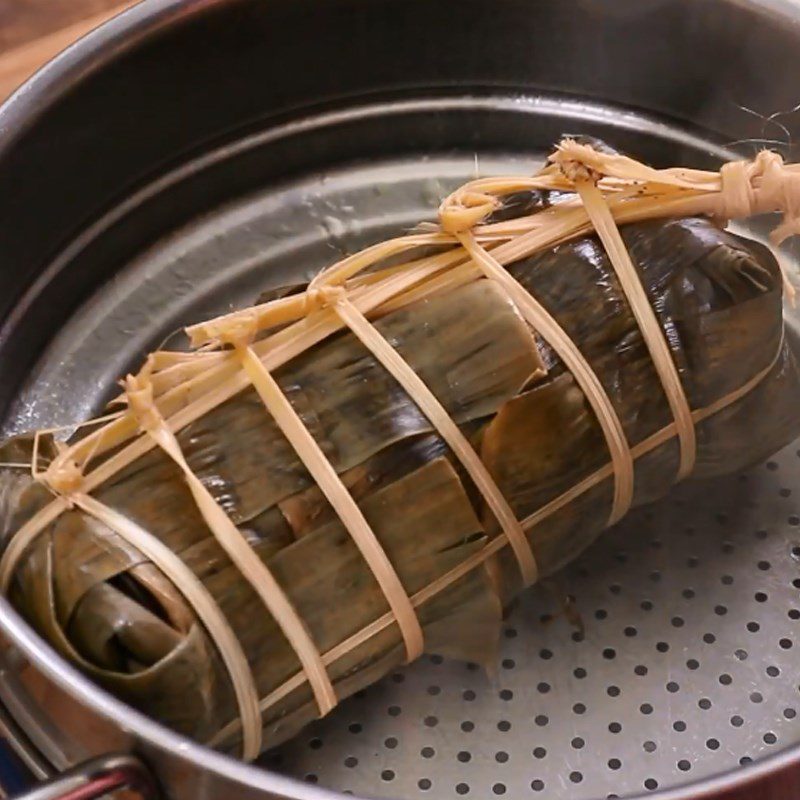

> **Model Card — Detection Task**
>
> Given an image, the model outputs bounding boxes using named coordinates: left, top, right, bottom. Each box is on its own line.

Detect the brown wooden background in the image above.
left=0, top=0, right=135, bottom=100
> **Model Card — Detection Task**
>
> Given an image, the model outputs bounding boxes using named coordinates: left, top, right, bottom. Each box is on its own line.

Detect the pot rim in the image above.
left=1, top=1, right=800, bottom=798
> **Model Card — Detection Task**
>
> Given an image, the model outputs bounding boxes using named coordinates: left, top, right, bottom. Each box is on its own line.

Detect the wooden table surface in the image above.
left=0, top=0, right=136, bottom=101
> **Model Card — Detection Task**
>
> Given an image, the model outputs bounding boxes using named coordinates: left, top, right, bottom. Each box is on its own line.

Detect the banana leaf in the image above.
left=1, top=170, right=799, bottom=755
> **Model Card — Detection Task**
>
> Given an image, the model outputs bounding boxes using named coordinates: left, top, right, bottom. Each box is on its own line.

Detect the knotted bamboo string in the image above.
left=66, top=492, right=266, bottom=761
left=124, top=369, right=338, bottom=721
left=37, top=145, right=800, bottom=478
left=219, top=313, right=425, bottom=664
left=331, top=295, right=541, bottom=586
left=0, top=463, right=265, bottom=760
left=209, top=337, right=784, bottom=747
left=453, top=229, right=635, bottom=526
left=2, top=140, right=798, bottom=752
left=573, top=176, right=696, bottom=481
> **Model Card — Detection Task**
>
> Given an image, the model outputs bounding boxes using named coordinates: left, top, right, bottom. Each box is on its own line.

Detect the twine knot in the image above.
left=706, top=150, right=800, bottom=248
left=717, top=158, right=759, bottom=220
left=557, top=158, right=601, bottom=186
left=302, top=285, right=346, bottom=314
left=125, top=370, right=161, bottom=434
left=716, top=150, right=785, bottom=222
left=438, top=190, right=501, bottom=234
left=550, top=139, right=605, bottom=185
left=43, top=459, right=83, bottom=502
left=215, top=312, right=259, bottom=348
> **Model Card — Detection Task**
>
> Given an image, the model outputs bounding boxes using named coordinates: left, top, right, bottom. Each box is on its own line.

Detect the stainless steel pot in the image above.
left=3, top=1, right=800, bottom=798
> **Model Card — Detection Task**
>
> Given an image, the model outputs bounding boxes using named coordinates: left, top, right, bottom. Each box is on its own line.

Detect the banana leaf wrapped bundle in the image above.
left=2, top=138, right=800, bottom=759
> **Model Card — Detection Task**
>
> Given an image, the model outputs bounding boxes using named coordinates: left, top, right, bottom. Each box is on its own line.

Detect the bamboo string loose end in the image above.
left=772, top=248, right=799, bottom=308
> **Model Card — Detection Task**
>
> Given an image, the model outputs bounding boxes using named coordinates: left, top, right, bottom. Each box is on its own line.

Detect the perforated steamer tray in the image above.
left=270, top=454, right=800, bottom=799
left=3, top=97, right=800, bottom=800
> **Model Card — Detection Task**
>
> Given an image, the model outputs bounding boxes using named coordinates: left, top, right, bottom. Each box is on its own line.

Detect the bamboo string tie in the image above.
left=3, top=139, right=796, bottom=754
left=213, top=291, right=426, bottom=667
left=126, top=361, right=339, bottom=722
left=438, top=172, right=636, bottom=526
left=718, top=150, right=800, bottom=246
left=554, top=149, right=697, bottom=482
left=309, top=236, right=540, bottom=585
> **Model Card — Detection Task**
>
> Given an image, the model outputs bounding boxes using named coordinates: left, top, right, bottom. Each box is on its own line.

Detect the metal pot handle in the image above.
left=5, top=755, right=159, bottom=800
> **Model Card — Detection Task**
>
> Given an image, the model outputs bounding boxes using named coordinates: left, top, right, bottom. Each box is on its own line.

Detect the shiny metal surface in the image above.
left=0, top=684, right=54, bottom=782
left=2, top=1, right=800, bottom=799
left=271, top=443, right=800, bottom=798
left=12, top=755, right=158, bottom=800
left=0, top=97, right=734, bottom=439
